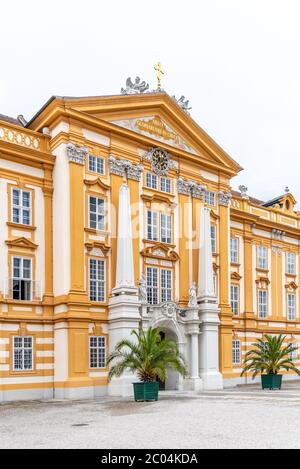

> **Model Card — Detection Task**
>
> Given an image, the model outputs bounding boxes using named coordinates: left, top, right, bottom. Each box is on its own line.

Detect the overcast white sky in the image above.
left=1, top=0, right=300, bottom=203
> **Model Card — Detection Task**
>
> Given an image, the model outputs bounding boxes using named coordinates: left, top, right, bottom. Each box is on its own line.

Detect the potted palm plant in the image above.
left=241, top=334, right=300, bottom=389
left=108, top=327, right=187, bottom=401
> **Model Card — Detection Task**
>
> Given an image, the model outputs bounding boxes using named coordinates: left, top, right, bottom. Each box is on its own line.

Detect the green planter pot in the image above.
left=133, top=381, right=159, bottom=402
left=261, top=374, right=282, bottom=390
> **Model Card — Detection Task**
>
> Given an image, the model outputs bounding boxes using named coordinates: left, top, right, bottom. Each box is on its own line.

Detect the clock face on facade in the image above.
left=151, top=148, right=169, bottom=175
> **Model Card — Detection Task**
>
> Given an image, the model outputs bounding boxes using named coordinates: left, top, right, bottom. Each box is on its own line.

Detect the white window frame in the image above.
left=210, top=225, right=217, bottom=253
left=258, top=289, right=267, bottom=318
left=13, top=336, right=33, bottom=371
left=88, top=155, right=105, bottom=175
left=146, top=267, right=159, bottom=305
left=160, top=177, right=171, bottom=193
left=146, top=172, right=158, bottom=190
left=230, top=284, right=239, bottom=315
left=287, top=253, right=295, bottom=275
left=88, top=195, right=105, bottom=231
left=258, top=246, right=267, bottom=270
left=147, top=210, right=158, bottom=241
left=12, top=188, right=31, bottom=226
left=287, top=293, right=296, bottom=320
left=161, top=269, right=172, bottom=303
left=232, top=340, right=241, bottom=365
left=230, top=237, right=239, bottom=264
left=160, top=213, right=172, bottom=244
left=205, top=191, right=215, bottom=206
left=89, top=258, right=106, bottom=302
left=12, top=257, right=32, bottom=301
left=89, top=336, right=106, bottom=369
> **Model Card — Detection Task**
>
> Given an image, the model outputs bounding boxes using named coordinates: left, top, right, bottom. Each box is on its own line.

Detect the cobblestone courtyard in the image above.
left=1, top=382, right=300, bottom=449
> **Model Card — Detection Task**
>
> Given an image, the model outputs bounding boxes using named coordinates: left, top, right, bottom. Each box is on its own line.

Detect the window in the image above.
left=12, top=188, right=31, bottom=225
left=258, top=290, right=267, bottom=318
left=89, top=259, right=106, bottom=302
left=160, top=177, right=171, bottom=193
left=210, top=225, right=216, bottom=253
left=146, top=267, right=158, bottom=305
left=146, top=172, right=158, bottom=190
left=287, top=293, right=296, bottom=320
left=287, top=253, right=295, bottom=275
left=289, top=342, right=298, bottom=360
left=160, top=214, right=172, bottom=244
left=205, top=191, right=215, bottom=206
left=89, top=196, right=105, bottom=231
left=89, top=336, right=106, bottom=368
left=147, top=210, right=158, bottom=241
left=12, top=257, right=31, bottom=301
left=13, top=336, right=33, bottom=371
left=161, top=269, right=172, bottom=303
left=88, top=155, right=105, bottom=175
left=213, top=274, right=217, bottom=296
left=230, top=238, right=239, bottom=263
left=230, top=285, right=239, bottom=315
left=232, top=340, right=241, bottom=365
left=258, top=246, right=267, bottom=269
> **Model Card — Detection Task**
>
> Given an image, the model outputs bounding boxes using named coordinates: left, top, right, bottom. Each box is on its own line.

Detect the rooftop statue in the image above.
left=121, top=77, right=149, bottom=95
left=173, top=95, right=192, bottom=113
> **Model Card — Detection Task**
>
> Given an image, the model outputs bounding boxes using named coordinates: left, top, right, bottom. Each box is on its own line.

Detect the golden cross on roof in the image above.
left=154, top=61, right=164, bottom=91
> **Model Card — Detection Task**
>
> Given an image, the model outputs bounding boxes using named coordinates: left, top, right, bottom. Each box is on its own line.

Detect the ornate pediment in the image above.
left=231, top=271, right=242, bottom=281
left=84, top=178, right=110, bottom=191
left=141, top=243, right=179, bottom=261
left=285, top=281, right=298, bottom=291
left=111, top=116, right=197, bottom=154
left=255, top=276, right=270, bottom=288
left=85, top=241, right=110, bottom=256
left=6, top=237, right=38, bottom=250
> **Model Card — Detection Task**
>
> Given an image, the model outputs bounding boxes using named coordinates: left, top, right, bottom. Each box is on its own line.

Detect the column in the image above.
left=243, top=222, right=256, bottom=328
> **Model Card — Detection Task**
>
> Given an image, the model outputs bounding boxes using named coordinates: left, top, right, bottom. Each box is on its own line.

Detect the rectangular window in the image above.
left=147, top=210, right=158, bottom=241
left=258, top=246, right=267, bottom=269
left=287, top=253, right=295, bottom=275
left=160, top=214, right=172, bottom=244
left=258, top=290, right=267, bottom=318
left=12, top=257, right=31, bottom=301
left=146, top=172, right=158, bottom=190
left=161, top=269, right=172, bottom=303
left=89, top=259, right=106, bottom=302
left=230, top=285, right=239, bottom=315
left=89, top=336, right=106, bottom=368
left=88, top=155, right=105, bottom=175
left=205, top=191, right=215, bottom=206
left=210, top=225, right=216, bottom=253
left=230, top=238, right=239, bottom=263
left=287, top=293, right=296, bottom=320
left=160, top=177, right=171, bottom=193
left=13, top=336, right=33, bottom=371
left=289, top=342, right=298, bottom=360
left=232, top=340, right=241, bottom=365
left=146, top=267, right=158, bottom=305
left=12, top=188, right=31, bottom=225
left=89, top=196, right=105, bottom=231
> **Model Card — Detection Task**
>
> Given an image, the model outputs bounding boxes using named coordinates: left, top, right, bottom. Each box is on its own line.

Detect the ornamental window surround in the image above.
left=146, top=266, right=172, bottom=305
left=89, top=258, right=106, bottom=302
left=13, top=336, right=33, bottom=371
left=89, top=336, right=106, bottom=368
left=232, top=340, right=241, bottom=365
left=12, top=257, right=32, bottom=301
left=11, top=187, right=31, bottom=226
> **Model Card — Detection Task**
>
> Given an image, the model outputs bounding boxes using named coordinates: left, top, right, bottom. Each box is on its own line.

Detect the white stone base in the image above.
left=200, top=371, right=223, bottom=390
left=107, top=375, right=135, bottom=397
left=0, top=387, right=54, bottom=403
left=54, top=385, right=107, bottom=400
left=183, top=377, right=203, bottom=391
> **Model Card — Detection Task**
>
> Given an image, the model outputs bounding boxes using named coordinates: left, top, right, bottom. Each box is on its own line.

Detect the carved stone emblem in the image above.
left=121, top=77, right=149, bottom=95
left=161, top=301, right=177, bottom=318
left=177, top=177, right=206, bottom=199
left=67, top=142, right=88, bottom=165
left=218, top=191, right=232, bottom=206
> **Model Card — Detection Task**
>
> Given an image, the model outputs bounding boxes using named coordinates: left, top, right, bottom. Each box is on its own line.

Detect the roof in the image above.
left=0, top=113, right=21, bottom=126
left=232, top=190, right=264, bottom=206
left=262, top=194, right=287, bottom=207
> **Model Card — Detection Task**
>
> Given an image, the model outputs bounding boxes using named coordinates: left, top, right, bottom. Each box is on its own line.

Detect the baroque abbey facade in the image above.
left=0, top=88, right=299, bottom=401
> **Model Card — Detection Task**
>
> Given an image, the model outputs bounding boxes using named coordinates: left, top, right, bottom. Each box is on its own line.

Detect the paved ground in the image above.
left=1, top=381, right=300, bottom=449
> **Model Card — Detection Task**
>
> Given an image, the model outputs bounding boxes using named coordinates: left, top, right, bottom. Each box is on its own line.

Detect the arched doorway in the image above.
left=156, top=328, right=180, bottom=391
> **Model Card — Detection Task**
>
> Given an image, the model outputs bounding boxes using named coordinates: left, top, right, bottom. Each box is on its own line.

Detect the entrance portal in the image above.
left=156, top=329, right=179, bottom=391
